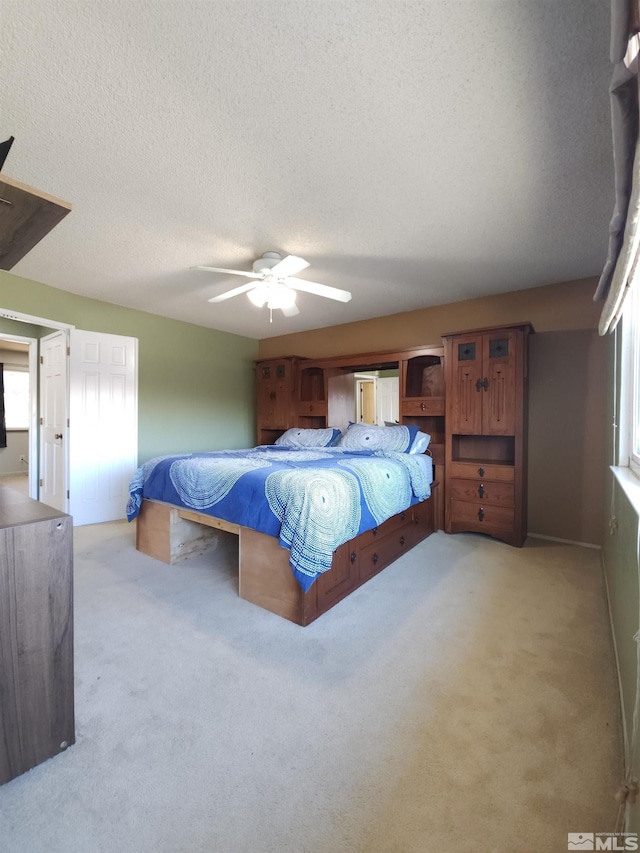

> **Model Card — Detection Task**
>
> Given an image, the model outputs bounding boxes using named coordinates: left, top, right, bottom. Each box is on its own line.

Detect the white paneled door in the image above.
left=40, top=330, right=68, bottom=512
left=69, top=330, right=138, bottom=525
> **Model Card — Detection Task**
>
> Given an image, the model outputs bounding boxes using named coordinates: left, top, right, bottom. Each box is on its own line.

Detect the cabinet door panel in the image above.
left=482, top=331, right=517, bottom=435
left=449, top=336, right=483, bottom=434
left=257, top=362, right=293, bottom=428
left=315, top=542, right=358, bottom=610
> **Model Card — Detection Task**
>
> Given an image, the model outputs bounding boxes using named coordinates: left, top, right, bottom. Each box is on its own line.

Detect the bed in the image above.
left=128, top=425, right=437, bottom=625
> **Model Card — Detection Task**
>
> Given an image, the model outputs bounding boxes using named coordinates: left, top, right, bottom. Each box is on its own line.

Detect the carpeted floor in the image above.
left=0, top=523, right=623, bottom=853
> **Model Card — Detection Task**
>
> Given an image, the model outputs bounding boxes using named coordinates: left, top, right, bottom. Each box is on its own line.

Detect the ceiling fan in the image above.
left=193, top=251, right=352, bottom=320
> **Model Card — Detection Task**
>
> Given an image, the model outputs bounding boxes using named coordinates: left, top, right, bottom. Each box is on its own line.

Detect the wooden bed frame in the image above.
left=135, top=482, right=438, bottom=626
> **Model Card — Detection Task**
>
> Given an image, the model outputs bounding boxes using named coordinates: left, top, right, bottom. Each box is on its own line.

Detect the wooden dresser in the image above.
left=0, top=484, right=74, bottom=785
left=443, top=324, right=532, bottom=547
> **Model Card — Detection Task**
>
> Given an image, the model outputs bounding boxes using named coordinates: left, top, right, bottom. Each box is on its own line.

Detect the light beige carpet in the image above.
left=0, top=523, right=623, bottom=853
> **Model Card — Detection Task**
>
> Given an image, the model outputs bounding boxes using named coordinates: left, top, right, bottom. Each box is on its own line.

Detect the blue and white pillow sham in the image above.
left=274, top=427, right=341, bottom=449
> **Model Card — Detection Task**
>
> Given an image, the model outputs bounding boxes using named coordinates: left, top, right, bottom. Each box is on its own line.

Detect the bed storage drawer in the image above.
left=358, top=528, right=412, bottom=583
left=359, top=509, right=411, bottom=547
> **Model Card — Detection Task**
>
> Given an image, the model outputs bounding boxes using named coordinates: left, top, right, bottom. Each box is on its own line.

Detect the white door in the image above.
left=40, top=330, right=68, bottom=511
left=69, top=330, right=138, bottom=526
left=376, top=376, right=399, bottom=425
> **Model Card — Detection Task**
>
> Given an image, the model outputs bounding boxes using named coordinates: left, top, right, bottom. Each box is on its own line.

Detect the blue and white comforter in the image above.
left=127, top=446, right=433, bottom=591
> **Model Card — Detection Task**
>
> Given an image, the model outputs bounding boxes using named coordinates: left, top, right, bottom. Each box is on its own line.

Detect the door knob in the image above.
left=55, top=433, right=63, bottom=440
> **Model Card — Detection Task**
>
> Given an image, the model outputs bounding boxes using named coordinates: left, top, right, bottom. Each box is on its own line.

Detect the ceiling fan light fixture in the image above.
left=248, top=283, right=269, bottom=307
left=248, top=281, right=296, bottom=311
left=268, top=282, right=296, bottom=310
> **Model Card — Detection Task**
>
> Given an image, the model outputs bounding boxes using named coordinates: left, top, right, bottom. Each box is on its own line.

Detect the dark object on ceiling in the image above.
left=0, top=137, right=15, bottom=171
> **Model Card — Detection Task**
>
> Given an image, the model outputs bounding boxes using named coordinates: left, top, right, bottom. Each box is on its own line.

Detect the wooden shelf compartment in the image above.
left=451, top=434, right=515, bottom=466
left=0, top=173, right=72, bottom=270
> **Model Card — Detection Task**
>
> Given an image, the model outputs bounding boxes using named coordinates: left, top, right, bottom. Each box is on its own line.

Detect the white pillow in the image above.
left=409, top=431, right=431, bottom=454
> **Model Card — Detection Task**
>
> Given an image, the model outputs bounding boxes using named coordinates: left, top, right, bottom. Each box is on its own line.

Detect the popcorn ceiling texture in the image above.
left=1, top=0, right=613, bottom=339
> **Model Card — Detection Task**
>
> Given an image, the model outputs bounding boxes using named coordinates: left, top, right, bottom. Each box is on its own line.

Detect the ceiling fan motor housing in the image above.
left=253, top=252, right=283, bottom=275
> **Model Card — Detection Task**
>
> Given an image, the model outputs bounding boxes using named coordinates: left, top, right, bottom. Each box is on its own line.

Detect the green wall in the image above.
left=0, top=271, right=259, bottom=462
left=602, top=330, right=640, bottom=831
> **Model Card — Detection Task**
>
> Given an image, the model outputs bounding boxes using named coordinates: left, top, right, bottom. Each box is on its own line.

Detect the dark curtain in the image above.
left=0, top=364, right=6, bottom=449
left=595, top=0, right=640, bottom=333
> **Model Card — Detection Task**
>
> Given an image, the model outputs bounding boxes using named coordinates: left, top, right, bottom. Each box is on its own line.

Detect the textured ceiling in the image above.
left=1, top=1, right=613, bottom=340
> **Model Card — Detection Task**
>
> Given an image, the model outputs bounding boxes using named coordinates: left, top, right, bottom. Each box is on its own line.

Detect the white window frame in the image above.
left=3, top=365, right=30, bottom=430
left=620, top=283, right=640, bottom=479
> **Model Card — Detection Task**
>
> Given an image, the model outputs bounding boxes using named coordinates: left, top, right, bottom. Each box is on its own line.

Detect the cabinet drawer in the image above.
left=298, top=401, right=327, bottom=416
left=450, top=499, right=514, bottom=528
left=359, top=509, right=411, bottom=547
left=449, top=479, right=514, bottom=506
left=449, top=461, right=514, bottom=482
left=402, top=398, right=445, bottom=417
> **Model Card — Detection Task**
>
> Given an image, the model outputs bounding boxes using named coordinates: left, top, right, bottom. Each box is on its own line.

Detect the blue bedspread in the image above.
left=127, top=446, right=433, bottom=592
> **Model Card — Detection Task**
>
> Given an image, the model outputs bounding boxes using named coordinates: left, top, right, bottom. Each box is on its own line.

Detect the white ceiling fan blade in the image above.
left=281, top=304, right=300, bottom=317
left=193, top=266, right=262, bottom=279
left=285, top=278, right=352, bottom=303
left=208, top=282, right=258, bottom=303
left=270, top=255, right=310, bottom=278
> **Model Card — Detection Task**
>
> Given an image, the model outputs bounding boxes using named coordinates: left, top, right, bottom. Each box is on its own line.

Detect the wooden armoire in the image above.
left=443, top=323, right=532, bottom=547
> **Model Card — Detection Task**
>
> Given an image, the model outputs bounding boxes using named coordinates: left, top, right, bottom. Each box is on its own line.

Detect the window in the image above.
left=3, top=368, right=30, bottom=429
left=632, top=283, right=640, bottom=476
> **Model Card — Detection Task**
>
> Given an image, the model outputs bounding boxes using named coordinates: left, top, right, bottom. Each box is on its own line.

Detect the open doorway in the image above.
left=0, top=308, right=139, bottom=522
left=0, top=333, right=38, bottom=497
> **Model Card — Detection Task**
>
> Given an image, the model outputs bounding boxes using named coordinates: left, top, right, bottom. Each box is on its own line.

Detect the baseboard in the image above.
left=526, top=532, right=602, bottom=550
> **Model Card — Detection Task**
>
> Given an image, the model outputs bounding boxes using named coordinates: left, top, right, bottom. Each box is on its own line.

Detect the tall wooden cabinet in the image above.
left=443, top=324, right=531, bottom=547
left=0, top=485, right=74, bottom=785
left=255, top=357, right=299, bottom=445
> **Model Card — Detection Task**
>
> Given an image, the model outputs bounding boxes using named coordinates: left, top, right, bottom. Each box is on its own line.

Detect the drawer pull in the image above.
left=309, top=404, right=313, bottom=412
left=401, top=511, right=406, bottom=521
left=350, top=551, right=357, bottom=564
left=478, top=507, right=484, bottom=521
left=478, top=484, right=485, bottom=498
left=400, top=536, right=406, bottom=546
left=372, top=553, right=379, bottom=565
left=478, top=467, right=485, bottom=477
left=420, top=402, right=426, bottom=411
left=372, top=526, right=378, bottom=536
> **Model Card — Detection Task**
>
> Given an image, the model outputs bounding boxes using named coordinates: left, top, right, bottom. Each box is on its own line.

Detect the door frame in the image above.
left=0, top=308, right=74, bottom=505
